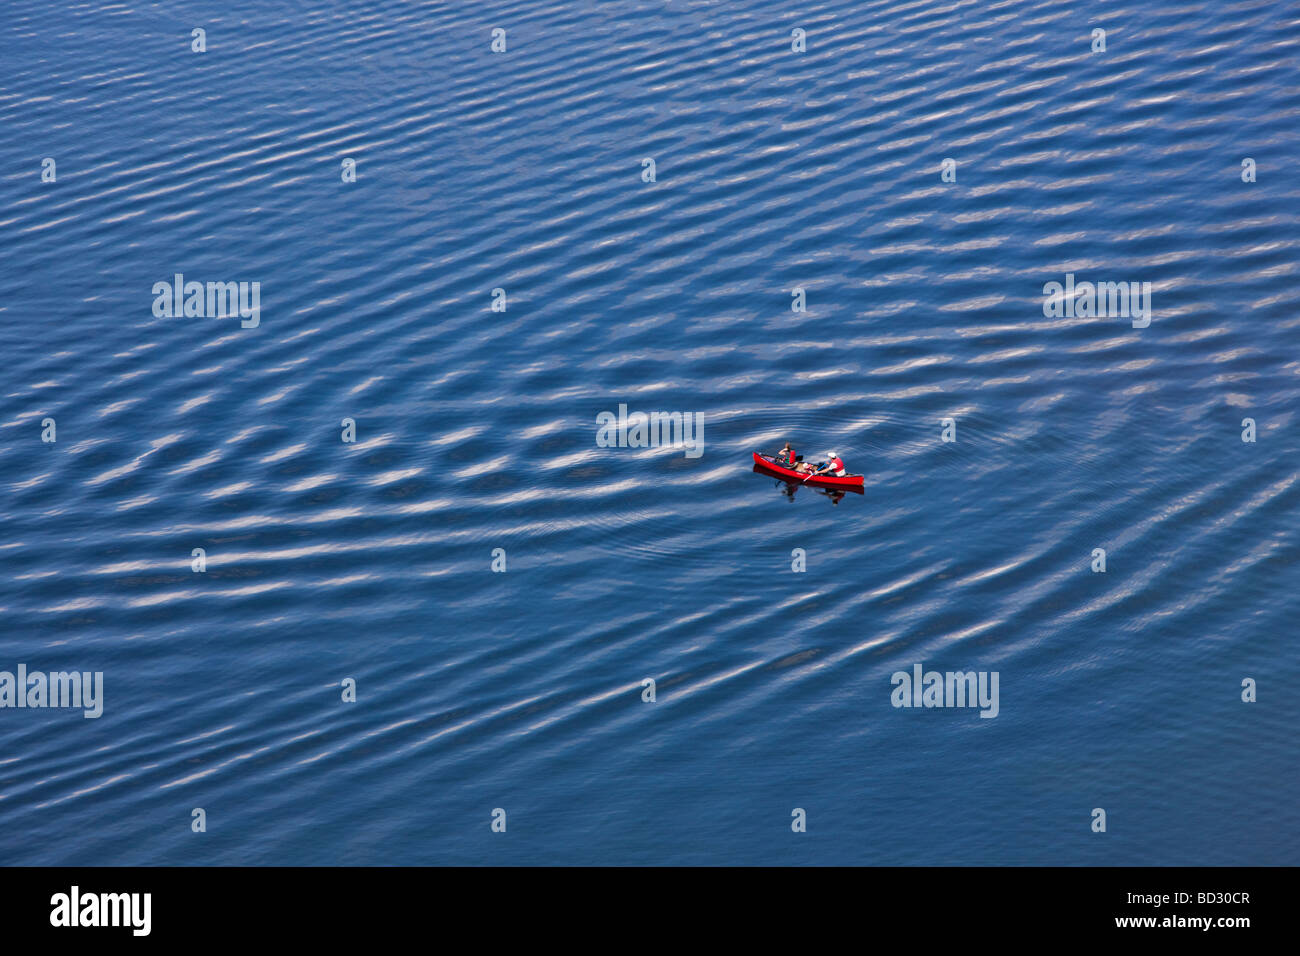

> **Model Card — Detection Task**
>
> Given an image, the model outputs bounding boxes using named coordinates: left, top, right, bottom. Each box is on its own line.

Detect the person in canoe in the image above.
left=809, top=451, right=846, bottom=477
left=776, top=442, right=797, bottom=467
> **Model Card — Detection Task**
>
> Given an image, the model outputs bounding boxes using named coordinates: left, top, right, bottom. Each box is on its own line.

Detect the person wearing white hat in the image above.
left=810, top=451, right=846, bottom=478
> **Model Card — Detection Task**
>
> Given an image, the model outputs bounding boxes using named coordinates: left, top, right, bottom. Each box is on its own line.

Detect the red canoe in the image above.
left=752, top=452, right=864, bottom=491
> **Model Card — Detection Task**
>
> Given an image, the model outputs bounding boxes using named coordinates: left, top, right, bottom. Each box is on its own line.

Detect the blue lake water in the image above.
left=1, top=0, right=1297, bottom=865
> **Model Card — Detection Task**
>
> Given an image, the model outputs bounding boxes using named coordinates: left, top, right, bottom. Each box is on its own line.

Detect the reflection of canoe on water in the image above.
left=751, top=452, right=865, bottom=492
